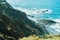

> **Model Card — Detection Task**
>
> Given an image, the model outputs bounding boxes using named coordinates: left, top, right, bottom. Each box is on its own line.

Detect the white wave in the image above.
left=54, top=19, right=60, bottom=23
left=14, top=7, right=53, bottom=15
left=14, top=7, right=53, bottom=22
left=46, top=22, right=60, bottom=34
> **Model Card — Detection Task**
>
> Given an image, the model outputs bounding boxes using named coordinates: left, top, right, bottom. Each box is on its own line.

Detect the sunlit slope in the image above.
left=19, top=35, right=60, bottom=40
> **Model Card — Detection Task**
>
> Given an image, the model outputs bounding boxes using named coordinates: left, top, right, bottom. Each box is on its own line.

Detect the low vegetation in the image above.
left=19, top=34, right=60, bottom=40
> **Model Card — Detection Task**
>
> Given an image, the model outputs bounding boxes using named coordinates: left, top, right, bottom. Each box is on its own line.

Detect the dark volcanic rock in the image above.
left=0, top=0, right=50, bottom=39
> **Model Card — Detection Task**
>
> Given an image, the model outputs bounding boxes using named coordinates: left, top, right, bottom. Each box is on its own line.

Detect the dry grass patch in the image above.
left=19, top=34, right=60, bottom=40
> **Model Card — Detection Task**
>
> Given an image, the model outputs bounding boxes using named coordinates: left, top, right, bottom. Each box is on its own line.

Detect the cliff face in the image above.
left=0, top=0, right=50, bottom=40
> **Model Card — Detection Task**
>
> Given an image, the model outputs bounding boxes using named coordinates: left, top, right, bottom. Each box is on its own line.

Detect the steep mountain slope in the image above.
left=0, top=0, right=50, bottom=40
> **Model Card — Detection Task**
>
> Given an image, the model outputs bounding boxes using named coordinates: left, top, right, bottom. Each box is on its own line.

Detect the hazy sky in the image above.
left=6, top=0, right=60, bottom=19
left=7, top=0, right=53, bottom=9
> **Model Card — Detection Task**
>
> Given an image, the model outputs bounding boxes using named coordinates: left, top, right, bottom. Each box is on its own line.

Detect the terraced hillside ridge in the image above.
left=0, top=0, right=55, bottom=40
